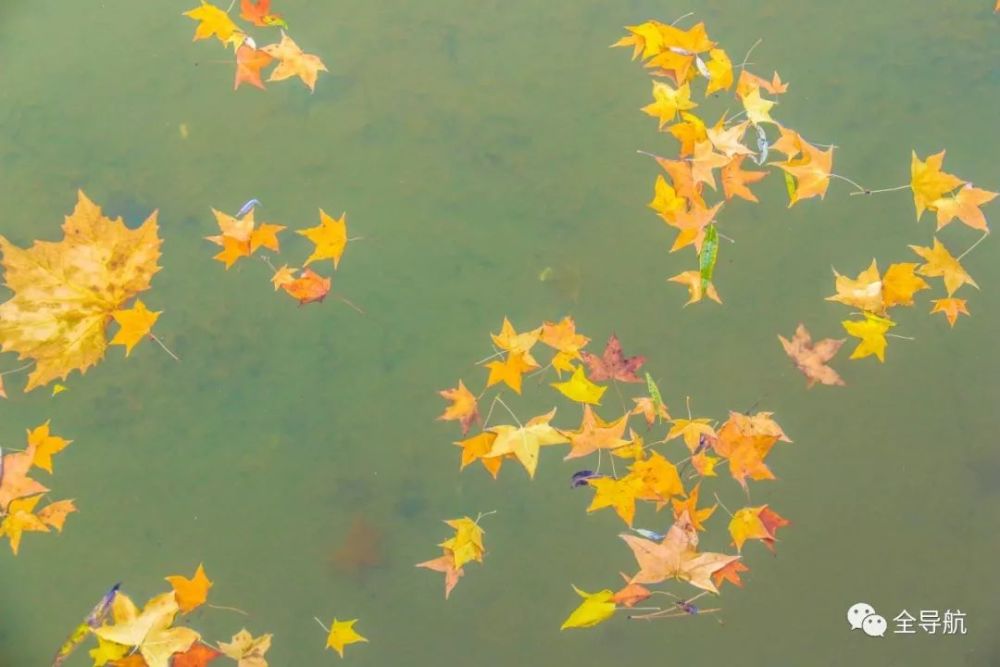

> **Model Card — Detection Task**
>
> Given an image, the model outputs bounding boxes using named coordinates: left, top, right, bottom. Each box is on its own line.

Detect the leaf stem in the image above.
left=957, top=231, right=990, bottom=261
left=313, top=617, right=330, bottom=633
left=737, top=38, right=762, bottom=69
left=670, top=12, right=694, bottom=26
left=149, top=334, right=180, bottom=361
left=0, top=362, right=33, bottom=377
left=828, top=173, right=870, bottom=195
left=848, top=183, right=910, bottom=197
left=207, top=603, right=248, bottom=615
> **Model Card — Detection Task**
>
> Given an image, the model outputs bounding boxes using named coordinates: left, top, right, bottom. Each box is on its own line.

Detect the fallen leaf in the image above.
left=563, top=405, right=630, bottom=460
left=560, top=586, right=616, bottom=630
left=26, top=421, right=72, bottom=473
left=234, top=44, right=273, bottom=90
left=324, top=619, right=368, bottom=657
left=721, top=155, right=767, bottom=202
left=0, top=495, right=49, bottom=554
left=930, top=297, right=970, bottom=327
left=416, top=550, right=465, bottom=599
left=183, top=2, right=240, bottom=44
left=826, top=260, right=884, bottom=314
left=931, top=184, right=996, bottom=231
left=165, top=563, right=212, bottom=613
left=778, top=323, right=845, bottom=388
left=280, top=269, right=331, bottom=305
left=110, top=300, right=161, bottom=356
left=172, top=642, right=222, bottom=667
left=669, top=270, right=721, bottom=305
left=218, top=628, right=272, bottom=667
left=882, top=262, right=930, bottom=308
left=551, top=365, right=607, bottom=405
left=261, top=31, right=327, bottom=91
left=910, top=238, right=978, bottom=296
left=842, top=312, right=895, bottom=362
left=911, top=150, right=964, bottom=220
left=94, top=592, right=199, bottom=667
left=488, top=409, right=568, bottom=477
left=642, top=81, right=697, bottom=128
left=580, top=334, right=645, bottom=383
left=0, top=191, right=161, bottom=391
left=298, top=210, right=348, bottom=267
left=438, top=380, right=479, bottom=434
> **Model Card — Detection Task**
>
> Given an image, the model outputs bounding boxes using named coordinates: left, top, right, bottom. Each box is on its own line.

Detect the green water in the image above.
left=1, top=1, right=998, bottom=665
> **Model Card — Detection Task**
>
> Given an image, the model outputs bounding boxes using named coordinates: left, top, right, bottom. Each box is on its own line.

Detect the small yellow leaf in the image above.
left=560, top=586, right=616, bottom=630
left=551, top=366, right=606, bottom=405
left=325, top=618, right=368, bottom=657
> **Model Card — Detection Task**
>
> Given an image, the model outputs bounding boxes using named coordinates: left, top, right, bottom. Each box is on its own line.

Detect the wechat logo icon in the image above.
left=848, top=602, right=887, bottom=637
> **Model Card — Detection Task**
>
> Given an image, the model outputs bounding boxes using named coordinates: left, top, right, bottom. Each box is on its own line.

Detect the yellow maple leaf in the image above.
left=270, top=264, right=296, bottom=290
left=586, top=474, right=644, bottom=525
left=111, top=299, right=161, bottom=356
left=298, top=209, right=348, bottom=268
left=0, top=191, right=161, bottom=392
left=668, top=270, right=722, bottom=305
left=26, top=421, right=72, bottom=473
left=668, top=112, right=708, bottom=157
left=551, top=365, right=606, bottom=405
left=667, top=417, right=716, bottom=452
left=642, top=81, right=697, bottom=128
left=488, top=409, right=568, bottom=478
left=183, top=2, right=240, bottom=43
left=741, top=87, right=776, bottom=125
left=325, top=618, right=368, bottom=657
left=931, top=184, right=997, bottom=232
left=842, top=312, right=895, bottom=362
left=729, top=506, right=769, bottom=551
left=485, top=351, right=535, bottom=394
left=438, top=517, right=485, bottom=568
left=94, top=592, right=199, bottom=667
left=910, top=238, right=978, bottom=296
left=910, top=150, right=964, bottom=220
left=165, top=563, right=213, bottom=613
left=704, top=48, right=733, bottom=95
left=0, top=494, right=49, bottom=555
left=774, top=141, right=833, bottom=206
left=882, top=262, right=930, bottom=308
left=560, top=586, right=616, bottom=630
left=826, top=260, right=884, bottom=314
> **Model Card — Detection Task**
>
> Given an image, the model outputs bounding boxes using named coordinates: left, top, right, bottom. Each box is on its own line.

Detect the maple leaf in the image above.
left=172, top=642, right=222, bottom=667
left=89, top=637, right=130, bottom=666
left=280, top=268, right=331, bottom=305
left=485, top=351, right=535, bottom=394
left=645, top=49, right=697, bottom=84
left=111, top=300, right=161, bottom=356
left=454, top=432, right=504, bottom=478
left=611, top=22, right=666, bottom=61
left=736, top=70, right=787, bottom=98
left=487, top=409, right=568, bottom=477
left=270, top=264, right=296, bottom=291
left=205, top=208, right=284, bottom=267
left=721, top=155, right=767, bottom=202
left=660, top=21, right=715, bottom=55
left=741, top=87, right=776, bottom=125
left=563, top=405, right=630, bottom=460
left=438, top=517, right=485, bottom=568
left=707, top=120, right=751, bottom=158
left=491, top=317, right=542, bottom=366
left=703, top=48, right=733, bottom=95
left=774, top=141, right=833, bottom=206
left=580, top=334, right=645, bottom=383
left=298, top=210, right=348, bottom=267
left=37, top=498, right=76, bottom=532
left=0, top=191, right=161, bottom=392
left=842, top=312, right=895, bottom=362
left=539, top=317, right=590, bottom=372
left=632, top=396, right=670, bottom=427
left=416, top=550, right=465, bottom=599
left=931, top=297, right=970, bottom=327
left=769, top=125, right=805, bottom=158
left=667, top=417, right=716, bottom=452
left=758, top=506, right=790, bottom=552
left=0, top=495, right=49, bottom=554
left=323, top=618, right=368, bottom=657
left=0, top=445, right=49, bottom=508
left=729, top=506, right=770, bottom=551
left=438, top=380, right=479, bottom=434
left=551, top=365, right=606, bottom=405
left=630, top=451, right=685, bottom=507
left=234, top=44, right=274, bottom=91
left=712, top=560, right=750, bottom=589
left=649, top=174, right=686, bottom=222
left=165, top=563, right=212, bottom=613
left=94, top=592, right=199, bottom=667
left=26, top=420, right=72, bottom=473
left=218, top=629, right=272, bottom=667
left=779, top=323, right=846, bottom=388
left=826, top=260, right=884, bottom=314
left=690, top=140, right=731, bottom=190
left=620, top=511, right=739, bottom=593
left=613, top=576, right=652, bottom=607
left=642, top=81, right=697, bottom=128
left=882, top=262, right=930, bottom=308
left=910, top=238, right=978, bottom=296
left=184, top=2, right=240, bottom=44
left=655, top=157, right=705, bottom=206
left=560, top=586, right=616, bottom=630
left=668, top=201, right=723, bottom=253
left=931, top=184, right=997, bottom=231
left=586, top=475, right=644, bottom=526
left=669, top=270, right=721, bottom=305
left=240, top=0, right=283, bottom=27
left=668, top=112, right=708, bottom=157
left=911, top=150, right=964, bottom=220
left=671, top=482, right=716, bottom=531
left=261, top=31, right=328, bottom=91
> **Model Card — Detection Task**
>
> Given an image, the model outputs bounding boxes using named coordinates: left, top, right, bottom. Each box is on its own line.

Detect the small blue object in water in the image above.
left=236, top=198, right=262, bottom=218
left=632, top=527, right=666, bottom=541
left=570, top=470, right=601, bottom=488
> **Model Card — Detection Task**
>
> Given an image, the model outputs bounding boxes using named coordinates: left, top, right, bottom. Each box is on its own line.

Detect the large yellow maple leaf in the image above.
left=0, top=191, right=161, bottom=391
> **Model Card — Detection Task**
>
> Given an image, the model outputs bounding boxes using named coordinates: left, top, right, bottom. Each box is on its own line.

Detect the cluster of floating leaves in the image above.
left=184, top=1, right=327, bottom=92
left=436, top=317, right=791, bottom=627
left=0, top=422, right=76, bottom=554
left=204, top=200, right=362, bottom=309
left=613, top=19, right=821, bottom=305
left=49, top=564, right=367, bottom=665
